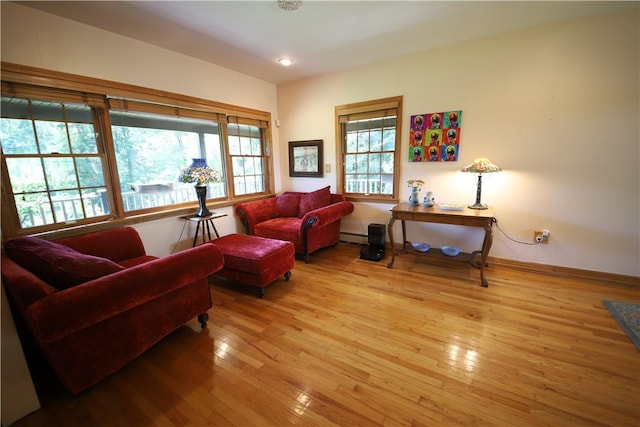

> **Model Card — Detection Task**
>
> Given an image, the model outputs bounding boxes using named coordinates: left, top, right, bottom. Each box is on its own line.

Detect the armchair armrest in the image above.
left=235, top=198, right=277, bottom=234
left=1, top=256, right=57, bottom=310
left=301, top=201, right=355, bottom=229
left=25, top=243, right=224, bottom=342
left=298, top=200, right=354, bottom=263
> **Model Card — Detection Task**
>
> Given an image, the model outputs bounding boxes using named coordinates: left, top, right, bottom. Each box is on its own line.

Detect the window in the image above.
left=109, top=103, right=226, bottom=213
left=335, top=96, right=402, bottom=202
left=0, top=96, right=112, bottom=232
left=0, top=64, right=273, bottom=237
left=227, top=120, right=268, bottom=196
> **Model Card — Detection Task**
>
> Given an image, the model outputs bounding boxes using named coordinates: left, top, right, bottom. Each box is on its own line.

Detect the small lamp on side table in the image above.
left=462, top=157, right=501, bottom=210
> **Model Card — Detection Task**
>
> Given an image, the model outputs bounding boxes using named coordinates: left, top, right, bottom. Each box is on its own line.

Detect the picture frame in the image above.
left=288, top=139, right=323, bottom=177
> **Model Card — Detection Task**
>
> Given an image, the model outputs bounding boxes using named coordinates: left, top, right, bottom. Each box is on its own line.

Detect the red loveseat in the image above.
left=1, top=227, right=224, bottom=394
left=234, top=186, right=354, bottom=262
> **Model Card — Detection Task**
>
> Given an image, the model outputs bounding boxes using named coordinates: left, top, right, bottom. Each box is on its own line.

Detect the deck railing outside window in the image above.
left=18, top=183, right=226, bottom=228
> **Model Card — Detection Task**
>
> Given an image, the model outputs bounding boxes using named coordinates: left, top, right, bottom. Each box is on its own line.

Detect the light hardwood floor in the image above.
left=13, top=243, right=640, bottom=426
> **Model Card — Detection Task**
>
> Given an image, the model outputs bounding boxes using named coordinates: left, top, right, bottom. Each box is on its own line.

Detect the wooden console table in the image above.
left=386, top=202, right=495, bottom=287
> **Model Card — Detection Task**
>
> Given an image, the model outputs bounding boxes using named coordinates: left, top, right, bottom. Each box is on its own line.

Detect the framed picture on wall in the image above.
left=288, top=140, right=323, bottom=177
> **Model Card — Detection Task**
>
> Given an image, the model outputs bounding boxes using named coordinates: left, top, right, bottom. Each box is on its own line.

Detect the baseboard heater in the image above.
left=339, top=231, right=368, bottom=245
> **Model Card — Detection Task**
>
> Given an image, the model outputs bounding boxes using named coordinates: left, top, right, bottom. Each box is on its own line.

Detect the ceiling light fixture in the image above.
left=278, top=0, right=301, bottom=11
left=278, top=57, right=293, bottom=66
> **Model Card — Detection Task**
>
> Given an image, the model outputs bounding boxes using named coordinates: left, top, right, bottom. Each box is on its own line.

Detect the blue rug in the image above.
left=603, top=300, right=640, bottom=350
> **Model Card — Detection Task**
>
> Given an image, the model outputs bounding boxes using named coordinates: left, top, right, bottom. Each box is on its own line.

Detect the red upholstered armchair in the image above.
left=234, top=186, right=354, bottom=262
left=1, top=227, right=224, bottom=394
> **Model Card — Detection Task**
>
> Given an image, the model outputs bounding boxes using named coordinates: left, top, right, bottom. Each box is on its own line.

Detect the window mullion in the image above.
left=219, top=123, right=234, bottom=199
left=95, top=107, right=123, bottom=218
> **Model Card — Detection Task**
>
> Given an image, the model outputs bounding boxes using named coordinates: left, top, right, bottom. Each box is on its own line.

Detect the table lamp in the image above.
left=178, top=158, right=221, bottom=217
left=461, top=157, right=501, bottom=210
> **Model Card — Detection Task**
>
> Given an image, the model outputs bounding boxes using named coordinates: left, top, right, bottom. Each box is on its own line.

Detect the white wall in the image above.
left=276, top=8, right=640, bottom=277
left=0, top=2, right=280, bottom=257
left=1, top=284, right=40, bottom=426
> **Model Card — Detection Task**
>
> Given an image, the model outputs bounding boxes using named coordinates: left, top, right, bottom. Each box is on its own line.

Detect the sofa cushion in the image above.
left=4, top=236, right=124, bottom=290
left=255, top=218, right=303, bottom=243
left=298, top=186, right=331, bottom=218
left=274, top=193, right=300, bottom=218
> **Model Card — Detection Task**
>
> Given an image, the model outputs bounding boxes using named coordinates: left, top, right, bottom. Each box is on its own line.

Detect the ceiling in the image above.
left=18, top=1, right=634, bottom=85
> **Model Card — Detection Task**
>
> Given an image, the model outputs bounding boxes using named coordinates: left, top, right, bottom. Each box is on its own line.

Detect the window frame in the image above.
left=0, top=88, right=118, bottom=234
left=1, top=62, right=274, bottom=239
left=226, top=116, right=271, bottom=198
left=107, top=100, right=228, bottom=215
left=335, top=96, right=403, bottom=203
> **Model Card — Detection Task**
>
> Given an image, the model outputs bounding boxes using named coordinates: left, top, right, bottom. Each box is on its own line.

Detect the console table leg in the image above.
left=387, top=216, right=396, bottom=268
left=470, top=251, right=483, bottom=269
left=479, top=222, right=494, bottom=287
left=481, top=276, right=489, bottom=287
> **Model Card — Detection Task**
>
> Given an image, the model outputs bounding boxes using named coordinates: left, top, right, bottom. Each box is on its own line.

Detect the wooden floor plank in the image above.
left=12, top=243, right=640, bottom=426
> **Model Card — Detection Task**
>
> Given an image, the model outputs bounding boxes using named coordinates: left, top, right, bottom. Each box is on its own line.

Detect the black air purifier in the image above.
left=360, top=223, right=386, bottom=261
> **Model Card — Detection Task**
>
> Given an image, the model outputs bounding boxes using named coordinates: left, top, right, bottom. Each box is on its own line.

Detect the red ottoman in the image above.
left=211, top=234, right=295, bottom=297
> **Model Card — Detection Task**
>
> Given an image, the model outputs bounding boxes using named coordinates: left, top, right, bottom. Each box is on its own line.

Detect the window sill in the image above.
left=345, top=195, right=399, bottom=204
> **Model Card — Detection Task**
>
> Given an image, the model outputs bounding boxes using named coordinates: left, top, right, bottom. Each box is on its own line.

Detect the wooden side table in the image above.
left=180, top=213, right=228, bottom=246
left=387, top=202, right=495, bottom=287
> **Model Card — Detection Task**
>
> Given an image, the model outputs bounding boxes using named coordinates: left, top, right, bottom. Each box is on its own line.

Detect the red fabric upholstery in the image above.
left=235, top=190, right=354, bottom=262
left=274, top=193, right=300, bottom=217
left=4, top=237, right=124, bottom=290
left=298, top=185, right=330, bottom=218
left=0, top=258, right=57, bottom=312
left=118, top=255, right=159, bottom=268
left=255, top=218, right=302, bottom=244
left=212, top=234, right=295, bottom=290
left=1, top=226, right=224, bottom=394
left=56, top=227, right=147, bottom=262
left=235, top=197, right=277, bottom=235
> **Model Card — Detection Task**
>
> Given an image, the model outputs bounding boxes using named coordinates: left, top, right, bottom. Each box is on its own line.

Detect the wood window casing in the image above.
left=0, top=62, right=274, bottom=239
left=335, top=96, right=403, bottom=203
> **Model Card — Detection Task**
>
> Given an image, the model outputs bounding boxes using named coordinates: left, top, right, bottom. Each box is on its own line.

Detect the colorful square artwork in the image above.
left=409, top=110, right=462, bottom=162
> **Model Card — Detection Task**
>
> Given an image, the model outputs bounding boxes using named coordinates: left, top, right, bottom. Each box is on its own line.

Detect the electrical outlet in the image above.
left=534, top=230, right=549, bottom=244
